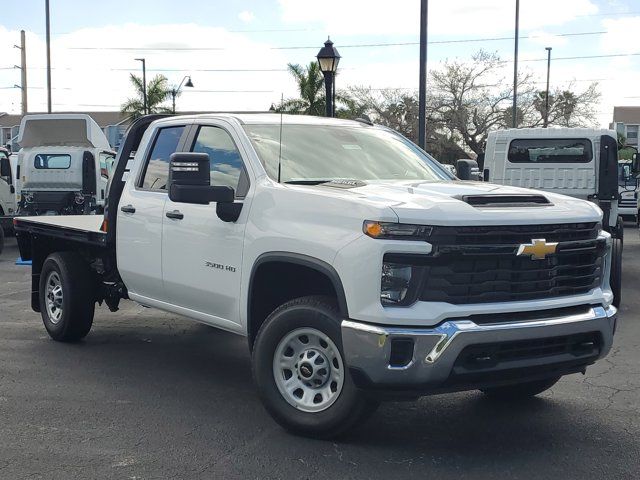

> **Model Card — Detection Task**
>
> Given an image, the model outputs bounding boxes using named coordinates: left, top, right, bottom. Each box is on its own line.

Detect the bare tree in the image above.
left=429, top=50, right=599, bottom=154
left=430, top=51, right=532, bottom=155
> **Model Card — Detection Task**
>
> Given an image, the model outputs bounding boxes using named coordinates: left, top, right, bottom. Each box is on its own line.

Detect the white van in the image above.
left=16, top=114, right=116, bottom=216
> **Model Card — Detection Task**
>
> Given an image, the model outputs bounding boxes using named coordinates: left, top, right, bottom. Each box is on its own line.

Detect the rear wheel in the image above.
left=481, top=376, right=560, bottom=400
left=39, top=252, right=96, bottom=342
left=252, top=296, right=378, bottom=438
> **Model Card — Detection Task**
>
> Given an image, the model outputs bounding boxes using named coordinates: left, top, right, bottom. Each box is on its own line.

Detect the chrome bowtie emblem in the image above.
left=516, top=238, right=558, bottom=260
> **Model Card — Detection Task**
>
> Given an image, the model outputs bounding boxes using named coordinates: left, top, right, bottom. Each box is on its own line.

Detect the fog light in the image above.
left=381, top=263, right=412, bottom=305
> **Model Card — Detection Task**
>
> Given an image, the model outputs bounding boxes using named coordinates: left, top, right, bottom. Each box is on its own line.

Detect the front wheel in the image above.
left=252, top=296, right=378, bottom=438
left=39, top=252, right=96, bottom=342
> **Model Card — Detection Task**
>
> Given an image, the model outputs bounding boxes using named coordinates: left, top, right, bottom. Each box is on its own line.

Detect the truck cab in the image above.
left=16, top=114, right=115, bottom=216
left=483, top=128, right=621, bottom=236
left=617, top=159, right=638, bottom=220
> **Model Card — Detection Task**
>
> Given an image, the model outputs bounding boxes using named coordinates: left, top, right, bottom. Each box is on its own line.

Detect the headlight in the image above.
left=381, top=262, right=413, bottom=305
left=364, top=221, right=433, bottom=240
left=74, top=192, right=85, bottom=204
left=24, top=193, right=34, bottom=203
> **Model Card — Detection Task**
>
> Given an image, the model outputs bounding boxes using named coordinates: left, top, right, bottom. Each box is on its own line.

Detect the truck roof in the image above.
left=154, top=113, right=369, bottom=128
left=488, top=127, right=617, bottom=139
left=17, top=114, right=112, bottom=150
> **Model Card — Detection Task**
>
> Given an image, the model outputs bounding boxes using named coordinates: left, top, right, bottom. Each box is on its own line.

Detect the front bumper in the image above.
left=341, top=305, right=616, bottom=396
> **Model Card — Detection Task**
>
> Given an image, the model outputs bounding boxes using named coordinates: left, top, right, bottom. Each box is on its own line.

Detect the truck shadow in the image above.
left=44, top=318, right=630, bottom=466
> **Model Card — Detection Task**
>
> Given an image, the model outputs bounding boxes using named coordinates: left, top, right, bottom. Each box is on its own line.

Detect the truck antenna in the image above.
left=277, top=93, right=284, bottom=183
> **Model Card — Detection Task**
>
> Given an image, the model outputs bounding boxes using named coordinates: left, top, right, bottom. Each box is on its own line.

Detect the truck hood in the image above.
left=318, top=180, right=602, bottom=225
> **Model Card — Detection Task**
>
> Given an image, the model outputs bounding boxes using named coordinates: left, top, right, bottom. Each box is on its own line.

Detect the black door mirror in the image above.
left=0, top=156, right=11, bottom=180
left=82, top=151, right=97, bottom=195
left=168, top=152, right=235, bottom=205
left=456, top=159, right=479, bottom=181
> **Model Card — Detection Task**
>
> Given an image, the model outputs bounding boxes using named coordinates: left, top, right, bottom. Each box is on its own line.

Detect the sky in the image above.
left=1, top=0, right=639, bottom=127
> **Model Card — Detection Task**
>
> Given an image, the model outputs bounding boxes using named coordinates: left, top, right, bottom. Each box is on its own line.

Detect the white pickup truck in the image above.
left=14, top=114, right=617, bottom=438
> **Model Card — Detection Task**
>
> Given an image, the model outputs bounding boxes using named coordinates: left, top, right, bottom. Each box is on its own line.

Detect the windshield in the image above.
left=242, top=124, right=451, bottom=183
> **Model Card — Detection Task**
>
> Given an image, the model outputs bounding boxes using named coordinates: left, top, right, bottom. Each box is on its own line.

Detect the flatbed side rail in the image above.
left=13, top=218, right=107, bottom=247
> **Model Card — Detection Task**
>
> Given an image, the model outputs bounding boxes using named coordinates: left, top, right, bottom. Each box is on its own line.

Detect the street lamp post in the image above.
left=170, top=76, right=194, bottom=113
left=317, top=38, right=341, bottom=118
left=512, top=0, right=520, bottom=128
left=135, top=58, right=147, bottom=115
left=544, top=47, right=552, bottom=128
left=45, top=0, right=52, bottom=113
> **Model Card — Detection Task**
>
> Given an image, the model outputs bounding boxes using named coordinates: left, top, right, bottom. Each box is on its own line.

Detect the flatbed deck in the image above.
left=14, top=215, right=106, bottom=247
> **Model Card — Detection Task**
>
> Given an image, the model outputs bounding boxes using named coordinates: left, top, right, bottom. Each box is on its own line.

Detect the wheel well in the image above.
left=248, top=259, right=347, bottom=349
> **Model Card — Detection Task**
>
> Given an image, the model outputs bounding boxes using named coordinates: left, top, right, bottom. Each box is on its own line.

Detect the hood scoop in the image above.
left=460, top=194, right=552, bottom=208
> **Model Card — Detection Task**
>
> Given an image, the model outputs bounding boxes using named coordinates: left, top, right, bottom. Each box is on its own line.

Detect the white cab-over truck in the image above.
left=14, top=114, right=617, bottom=438
left=15, top=114, right=116, bottom=216
left=0, top=147, right=18, bottom=252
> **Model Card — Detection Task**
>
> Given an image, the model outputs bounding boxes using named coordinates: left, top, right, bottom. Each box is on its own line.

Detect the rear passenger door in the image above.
left=117, top=124, right=190, bottom=302
left=161, top=121, right=251, bottom=328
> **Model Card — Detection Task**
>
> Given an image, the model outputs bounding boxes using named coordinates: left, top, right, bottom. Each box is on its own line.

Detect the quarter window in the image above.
left=34, top=154, right=71, bottom=169
left=191, top=126, right=248, bottom=196
left=507, top=139, right=592, bottom=163
left=140, top=126, right=185, bottom=190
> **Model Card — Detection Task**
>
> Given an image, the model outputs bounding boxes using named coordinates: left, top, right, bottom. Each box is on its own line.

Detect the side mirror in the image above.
left=632, top=153, right=639, bottom=176
left=168, top=152, right=235, bottom=205
left=82, top=151, right=97, bottom=195
left=456, top=159, right=479, bottom=181
left=0, top=157, right=12, bottom=181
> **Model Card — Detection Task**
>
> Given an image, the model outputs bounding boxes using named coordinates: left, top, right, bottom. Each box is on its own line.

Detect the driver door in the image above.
left=161, top=121, right=251, bottom=328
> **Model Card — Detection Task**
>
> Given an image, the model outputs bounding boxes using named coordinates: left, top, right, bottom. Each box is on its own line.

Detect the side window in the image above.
left=191, top=126, right=249, bottom=197
left=140, top=126, right=185, bottom=190
left=99, top=152, right=115, bottom=178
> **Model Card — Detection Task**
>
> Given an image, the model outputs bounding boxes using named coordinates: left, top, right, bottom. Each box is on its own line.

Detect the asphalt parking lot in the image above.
left=0, top=230, right=639, bottom=480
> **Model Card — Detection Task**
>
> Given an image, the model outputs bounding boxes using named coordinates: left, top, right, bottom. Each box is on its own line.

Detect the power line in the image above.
left=66, top=30, right=607, bottom=51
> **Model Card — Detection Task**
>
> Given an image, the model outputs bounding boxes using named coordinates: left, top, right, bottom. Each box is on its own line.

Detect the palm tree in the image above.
left=278, top=62, right=326, bottom=115
left=121, top=74, right=172, bottom=120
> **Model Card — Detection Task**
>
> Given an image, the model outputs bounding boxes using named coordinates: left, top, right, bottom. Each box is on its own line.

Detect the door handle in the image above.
left=120, top=204, right=136, bottom=214
left=165, top=210, right=184, bottom=220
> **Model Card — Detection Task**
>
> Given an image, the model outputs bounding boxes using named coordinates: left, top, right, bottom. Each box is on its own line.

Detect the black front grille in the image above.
left=418, top=244, right=604, bottom=304
left=427, top=222, right=599, bottom=246
left=454, top=332, right=602, bottom=372
left=385, top=223, right=604, bottom=305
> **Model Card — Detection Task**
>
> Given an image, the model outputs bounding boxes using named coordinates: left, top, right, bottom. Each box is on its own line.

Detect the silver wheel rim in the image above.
left=273, top=327, right=345, bottom=413
left=45, top=271, right=63, bottom=324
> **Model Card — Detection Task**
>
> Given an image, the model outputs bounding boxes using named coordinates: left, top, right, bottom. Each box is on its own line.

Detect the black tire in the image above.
left=481, top=376, right=560, bottom=400
left=611, top=236, right=622, bottom=308
left=0, top=225, right=4, bottom=256
left=39, top=252, right=96, bottom=342
left=616, top=216, right=624, bottom=245
left=252, top=295, right=378, bottom=438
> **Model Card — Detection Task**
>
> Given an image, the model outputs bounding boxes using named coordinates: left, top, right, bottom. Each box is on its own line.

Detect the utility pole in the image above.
left=544, top=47, right=552, bottom=128
left=512, top=0, right=520, bottom=128
left=14, top=30, right=28, bottom=114
left=418, top=0, right=428, bottom=149
left=135, top=58, right=147, bottom=115
left=45, top=0, right=52, bottom=113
